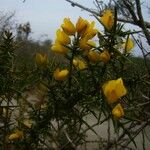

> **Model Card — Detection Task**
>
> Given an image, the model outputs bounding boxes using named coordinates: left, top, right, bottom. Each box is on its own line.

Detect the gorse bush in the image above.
left=0, top=0, right=150, bottom=150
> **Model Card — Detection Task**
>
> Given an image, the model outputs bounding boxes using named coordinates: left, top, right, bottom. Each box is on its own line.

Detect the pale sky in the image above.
left=0, top=0, right=96, bottom=40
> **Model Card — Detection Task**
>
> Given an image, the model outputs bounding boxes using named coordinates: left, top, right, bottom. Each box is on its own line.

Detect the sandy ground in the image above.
left=78, top=114, right=150, bottom=150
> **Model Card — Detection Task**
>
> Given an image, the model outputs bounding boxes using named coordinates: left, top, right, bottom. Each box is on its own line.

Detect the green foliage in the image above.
left=0, top=1, right=150, bottom=149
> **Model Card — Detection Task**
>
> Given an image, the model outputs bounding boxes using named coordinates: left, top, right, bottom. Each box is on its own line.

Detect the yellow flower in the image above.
left=36, top=53, right=48, bottom=66
left=61, top=18, right=76, bottom=35
left=82, top=21, right=98, bottom=39
left=102, top=78, right=127, bottom=104
left=99, top=50, right=110, bottom=63
left=8, top=130, right=23, bottom=140
left=112, top=103, right=124, bottom=119
left=123, top=38, right=134, bottom=53
left=76, top=17, right=89, bottom=35
left=56, top=29, right=70, bottom=45
left=51, top=42, right=69, bottom=55
left=73, top=58, right=87, bottom=70
left=23, top=120, right=33, bottom=128
left=79, top=38, right=96, bottom=51
left=100, top=9, right=114, bottom=31
left=53, top=68, right=69, bottom=81
left=87, top=50, right=101, bottom=62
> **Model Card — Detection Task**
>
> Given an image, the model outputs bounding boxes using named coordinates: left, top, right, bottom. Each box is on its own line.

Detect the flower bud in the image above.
left=87, top=50, right=101, bottom=62
left=99, top=50, right=110, bottom=63
left=36, top=53, right=48, bottom=66
left=100, top=9, right=114, bottom=31
left=73, top=58, right=87, bottom=70
left=81, top=21, right=98, bottom=39
left=61, top=18, right=76, bottom=35
left=76, top=17, right=89, bottom=35
left=51, top=42, right=69, bottom=55
left=53, top=68, right=69, bottom=81
left=112, top=103, right=124, bottom=119
left=123, top=38, right=134, bottom=53
left=56, top=29, right=70, bottom=45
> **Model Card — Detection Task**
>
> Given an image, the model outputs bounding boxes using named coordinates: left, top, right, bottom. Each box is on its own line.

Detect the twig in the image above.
left=107, top=118, right=111, bottom=147
left=64, top=130, right=77, bottom=149
left=142, top=130, right=146, bottom=150
left=124, top=121, right=150, bottom=148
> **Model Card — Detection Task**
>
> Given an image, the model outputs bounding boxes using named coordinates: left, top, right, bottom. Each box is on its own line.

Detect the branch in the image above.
left=66, top=0, right=100, bottom=16
left=65, top=0, right=150, bottom=29
left=135, top=0, right=150, bottom=45
left=122, top=0, right=139, bottom=24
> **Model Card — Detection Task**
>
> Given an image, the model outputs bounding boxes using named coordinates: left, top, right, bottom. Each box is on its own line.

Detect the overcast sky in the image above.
left=1, top=0, right=150, bottom=56
left=0, top=0, right=97, bottom=41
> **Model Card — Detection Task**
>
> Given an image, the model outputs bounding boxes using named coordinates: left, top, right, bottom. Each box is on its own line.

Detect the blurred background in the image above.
left=0, top=0, right=96, bottom=41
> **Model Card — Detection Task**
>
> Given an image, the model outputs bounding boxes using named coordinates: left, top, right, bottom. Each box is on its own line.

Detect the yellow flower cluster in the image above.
left=102, top=78, right=127, bottom=119
left=79, top=21, right=98, bottom=51
left=100, top=9, right=134, bottom=53
left=87, top=50, right=110, bottom=63
left=51, top=11, right=134, bottom=83
left=52, top=17, right=99, bottom=80
left=8, top=129, right=23, bottom=140
left=51, top=17, right=98, bottom=55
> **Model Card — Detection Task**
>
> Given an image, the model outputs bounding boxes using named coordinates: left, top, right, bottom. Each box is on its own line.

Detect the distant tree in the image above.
left=16, top=22, right=31, bottom=41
